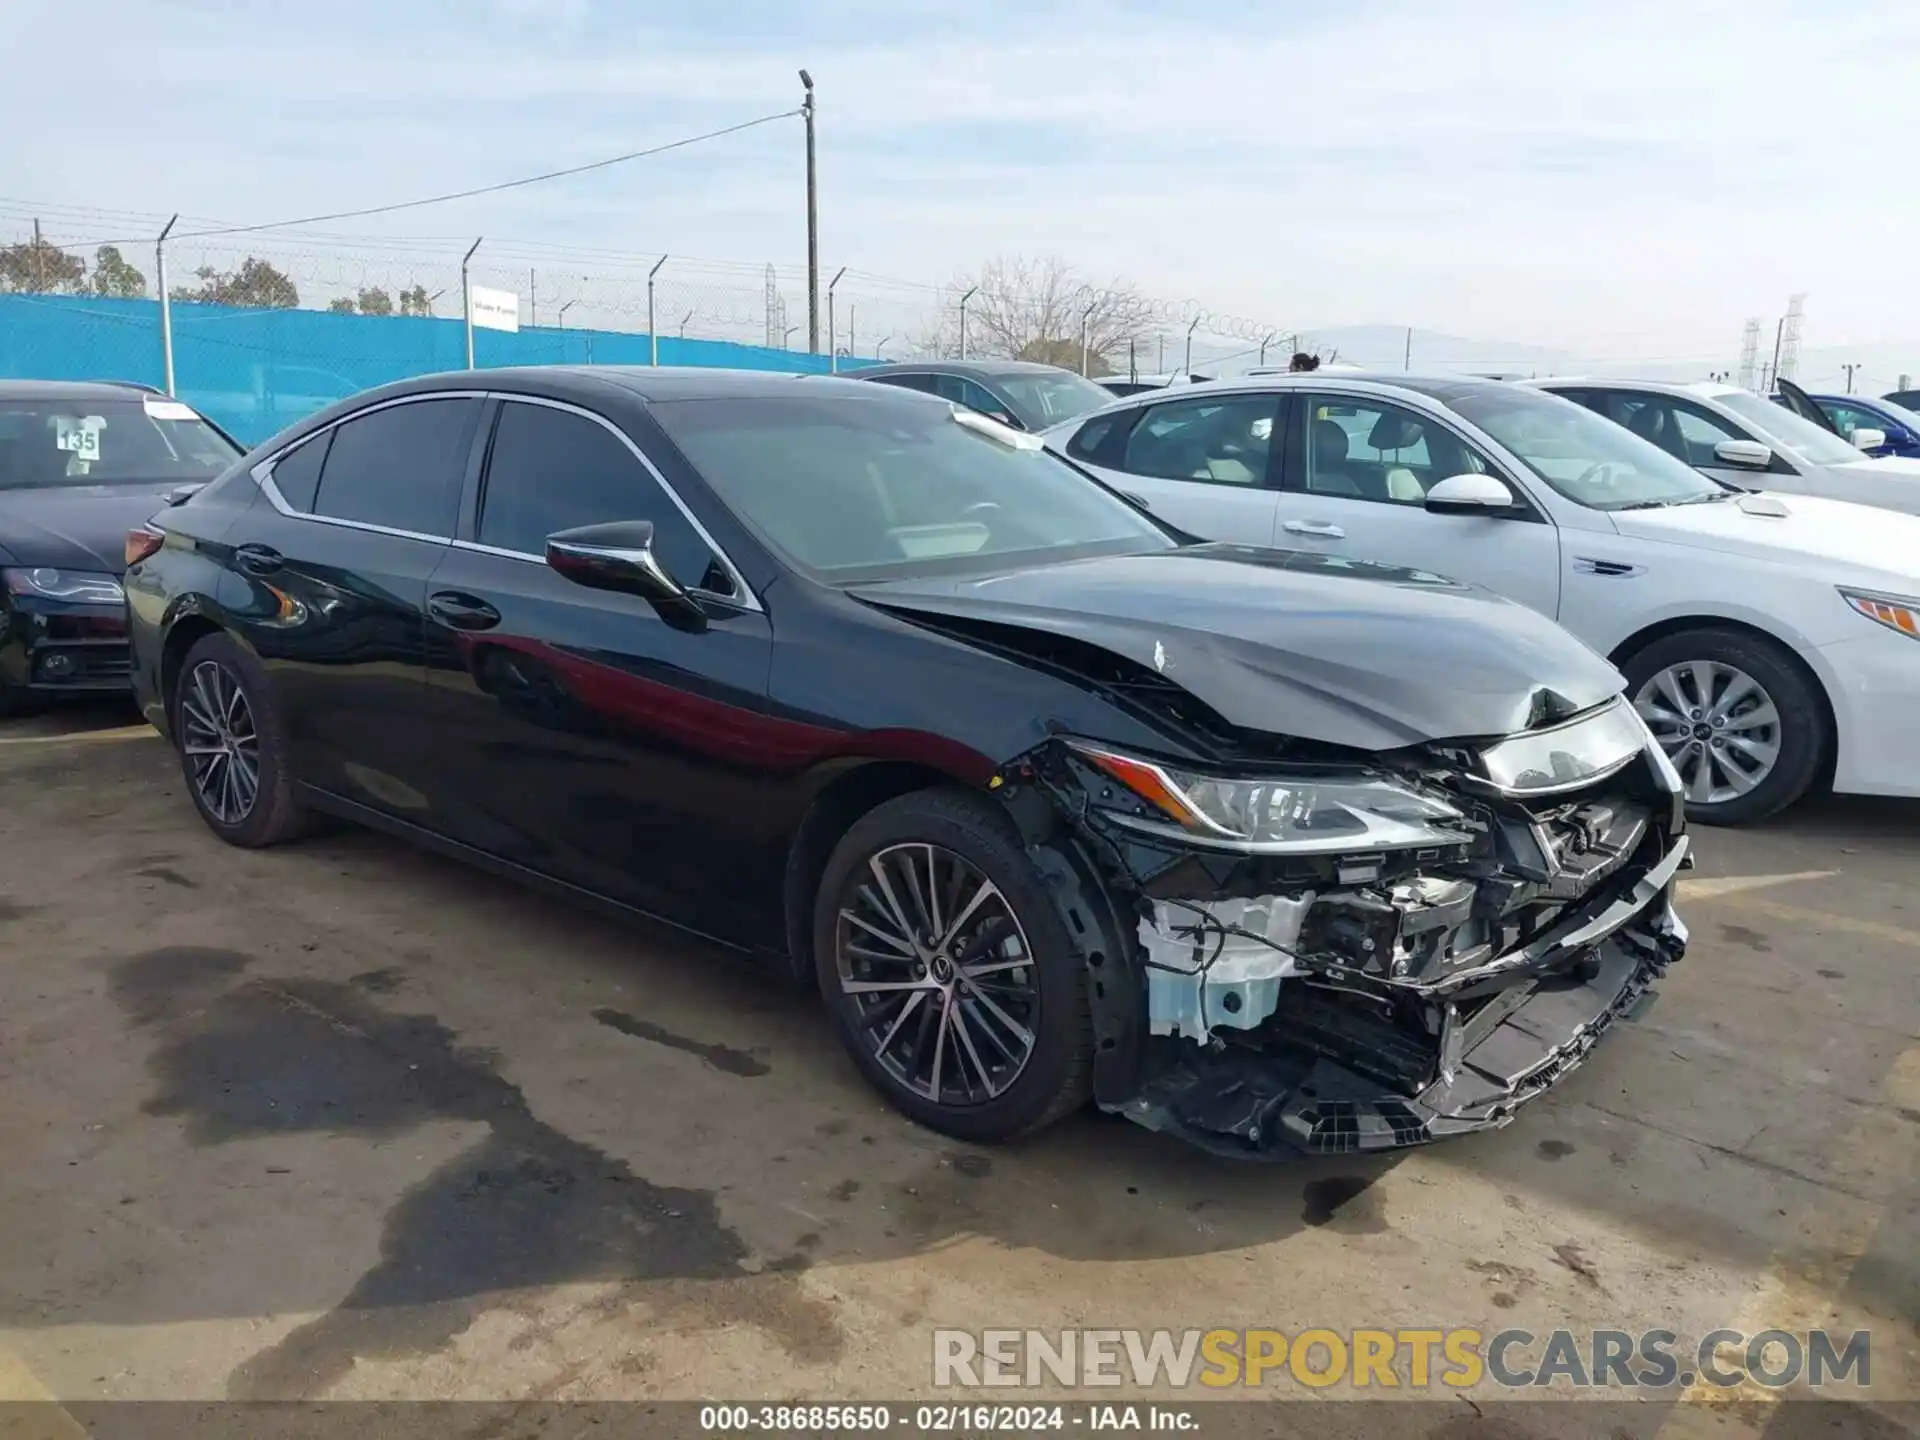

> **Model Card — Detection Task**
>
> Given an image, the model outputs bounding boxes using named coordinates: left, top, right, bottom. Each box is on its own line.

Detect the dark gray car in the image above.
left=0, top=381, right=242, bottom=711
left=855, top=360, right=1115, bottom=432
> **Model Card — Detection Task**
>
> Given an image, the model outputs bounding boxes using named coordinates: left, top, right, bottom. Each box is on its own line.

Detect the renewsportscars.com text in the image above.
left=932, top=1327, right=1872, bottom=1391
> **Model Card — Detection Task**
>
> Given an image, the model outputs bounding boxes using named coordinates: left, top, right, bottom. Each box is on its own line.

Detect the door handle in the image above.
left=234, top=543, right=283, bottom=576
left=1283, top=520, right=1346, bottom=539
left=428, top=591, right=502, bottom=631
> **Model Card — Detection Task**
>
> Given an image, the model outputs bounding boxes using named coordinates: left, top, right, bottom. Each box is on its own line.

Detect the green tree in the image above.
left=397, top=283, right=433, bottom=317
left=327, top=297, right=357, bottom=313
left=88, top=245, right=147, bottom=298
left=173, top=256, right=299, bottom=309
left=355, top=286, right=393, bottom=316
left=0, top=235, right=86, bottom=293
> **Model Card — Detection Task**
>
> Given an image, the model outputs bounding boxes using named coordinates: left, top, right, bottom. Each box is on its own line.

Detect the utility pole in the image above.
left=1842, top=362, right=1859, bottom=394
left=1183, top=314, right=1202, bottom=377
left=1079, top=298, right=1096, bottom=377
left=529, top=268, right=537, bottom=329
left=800, top=69, right=819, bottom=353
left=461, top=237, right=483, bottom=369
left=156, top=215, right=178, bottom=395
left=1766, top=317, right=1785, bottom=392
left=32, top=218, right=43, bottom=290
left=1404, top=326, right=1413, bottom=371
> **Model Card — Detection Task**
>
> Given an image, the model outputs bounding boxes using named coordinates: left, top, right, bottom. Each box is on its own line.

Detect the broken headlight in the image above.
left=1070, top=742, right=1472, bottom=855
left=1475, top=699, right=1645, bottom=796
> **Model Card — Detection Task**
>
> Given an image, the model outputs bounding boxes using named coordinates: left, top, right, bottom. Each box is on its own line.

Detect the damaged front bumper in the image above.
left=1121, top=839, right=1688, bottom=1156
left=998, top=698, right=1693, bottom=1158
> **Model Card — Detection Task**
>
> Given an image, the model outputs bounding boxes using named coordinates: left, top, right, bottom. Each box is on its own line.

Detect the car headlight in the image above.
left=1068, top=741, right=1472, bottom=854
left=1474, top=698, right=1646, bottom=796
left=1, top=568, right=126, bottom=604
left=1840, top=586, right=1920, bottom=640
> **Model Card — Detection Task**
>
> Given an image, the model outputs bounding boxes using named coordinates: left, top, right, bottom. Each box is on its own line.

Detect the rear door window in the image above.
left=1116, top=393, right=1280, bottom=486
left=311, top=398, right=479, bottom=536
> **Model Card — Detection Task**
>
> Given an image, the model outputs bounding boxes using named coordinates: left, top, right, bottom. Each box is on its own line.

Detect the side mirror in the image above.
left=1851, top=428, right=1886, bottom=452
left=982, top=408, right=1021, bottom=430
left=1713, top=439, right=1774, bottom=470
left=1424, top=473, right=1516, bottom=515
left=545, top=520, right=708, bottom=633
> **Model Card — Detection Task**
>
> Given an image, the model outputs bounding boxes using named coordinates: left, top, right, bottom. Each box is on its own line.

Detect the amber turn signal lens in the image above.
left=125, top=527, right=164, bottom=567
left=1842, top=589, right=1920, bottom=637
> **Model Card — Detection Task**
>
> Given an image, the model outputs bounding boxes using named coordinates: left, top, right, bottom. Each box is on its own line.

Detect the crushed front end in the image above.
left=1001, top=698, right=1690, bottom=1157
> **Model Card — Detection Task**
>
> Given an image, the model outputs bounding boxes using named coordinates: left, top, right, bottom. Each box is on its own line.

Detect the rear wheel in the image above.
left=813, top=789, right=1093, bottom=1143
left=172, top=631, right=309, bottom=847
left=1621, top=627, right=1827, bottom=825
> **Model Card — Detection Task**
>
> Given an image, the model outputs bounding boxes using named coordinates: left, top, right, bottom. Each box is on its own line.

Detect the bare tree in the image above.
left=918, top=256, right=1155, bottom=374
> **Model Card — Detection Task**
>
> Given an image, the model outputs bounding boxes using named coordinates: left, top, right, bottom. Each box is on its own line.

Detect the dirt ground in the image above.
left=0, top=701, right=1914, bottom=1436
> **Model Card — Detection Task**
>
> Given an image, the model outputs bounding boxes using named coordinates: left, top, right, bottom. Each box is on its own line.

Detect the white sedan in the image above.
left=1533, top=377, right=1920, bottom=515
left=1044, top=373, right=1920, bottom=824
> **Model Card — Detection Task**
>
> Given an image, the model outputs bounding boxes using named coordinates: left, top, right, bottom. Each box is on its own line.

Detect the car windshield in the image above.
left=651, top=393, right=1174, bottom=581
left=1445, top=387, right=1725, bottom=509
left=0, top=398, right=240, bottom=490
left=1880, top=399, right=1920, bottom=431
left=1713, top=390, right=1862, bottom=465
left=992, top=370, right=1115, bottom=429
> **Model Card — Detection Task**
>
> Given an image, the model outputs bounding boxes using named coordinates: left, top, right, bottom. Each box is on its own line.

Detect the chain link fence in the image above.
left=0, top=206, right=1303, bottom=442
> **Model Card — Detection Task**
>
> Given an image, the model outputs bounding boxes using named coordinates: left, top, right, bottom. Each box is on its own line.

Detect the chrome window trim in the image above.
left=248, top=388, right=762, bottom=613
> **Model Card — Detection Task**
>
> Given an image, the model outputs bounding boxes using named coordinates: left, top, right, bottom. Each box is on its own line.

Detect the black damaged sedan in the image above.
left=125, top=368, right=1689, bottom=1155
left=0, top=381, right=242, bottom=712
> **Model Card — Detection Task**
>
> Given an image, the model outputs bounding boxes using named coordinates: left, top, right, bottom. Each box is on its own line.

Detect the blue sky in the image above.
left=4, top=0, right=1919, bottom=370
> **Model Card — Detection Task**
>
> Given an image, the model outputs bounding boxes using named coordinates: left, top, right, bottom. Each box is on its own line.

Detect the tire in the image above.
left=171, top=631, right=310, bottom=847
left=812, top=788, right=1094, bottom=1143
left=1619, top=627, right=1827, bottom=826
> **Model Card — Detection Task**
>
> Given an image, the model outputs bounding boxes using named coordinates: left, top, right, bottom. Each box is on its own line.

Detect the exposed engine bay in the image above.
left=994, top=697, right=1691, bottom=1156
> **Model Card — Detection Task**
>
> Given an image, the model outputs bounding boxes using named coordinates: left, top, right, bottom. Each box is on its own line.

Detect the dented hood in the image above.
left=852, top=544, right=1622, bottom=751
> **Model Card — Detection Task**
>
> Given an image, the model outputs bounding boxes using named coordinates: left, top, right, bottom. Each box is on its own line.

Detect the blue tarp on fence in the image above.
left=0, top=294, right=863, bottom=445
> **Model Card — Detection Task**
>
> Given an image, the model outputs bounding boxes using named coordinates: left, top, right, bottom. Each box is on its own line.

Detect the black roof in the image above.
left=1377, top=374, right=1522, bottom=404
left=852, top=359, right=1087, bottom=383
left=372, top=366, right=896, bottom=406
left=0, top=379, right=168, bottom=402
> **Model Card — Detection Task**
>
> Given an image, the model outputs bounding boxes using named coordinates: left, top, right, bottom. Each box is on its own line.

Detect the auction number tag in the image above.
left=53, top=414, right=104, bottom=461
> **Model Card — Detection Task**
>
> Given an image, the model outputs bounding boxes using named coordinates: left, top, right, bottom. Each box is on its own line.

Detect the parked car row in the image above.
left=9, top=356, right=1914, bottom=1160
left=90, top=364, right=1698, bottom=1160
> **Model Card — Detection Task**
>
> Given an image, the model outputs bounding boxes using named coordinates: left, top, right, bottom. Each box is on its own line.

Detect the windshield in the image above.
left=993, top=370, right=1115, bottom=429
left=1444, top=387, right=1724, bottom=510
left=1714, top=391, right=1863, bottom=465
left=0, top=398, right=239, bottom=490
left=651, top=393, right=1174, bottom=581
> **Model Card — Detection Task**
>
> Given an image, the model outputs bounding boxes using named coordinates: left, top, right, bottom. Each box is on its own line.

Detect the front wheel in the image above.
left=812, top=789, right=1094, bottom=1143
left=172, top=631, right=309, bottom=847
left=1621, top=627, right=1828, bottom=825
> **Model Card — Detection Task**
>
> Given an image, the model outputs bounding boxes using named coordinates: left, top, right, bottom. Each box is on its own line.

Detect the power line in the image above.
left=6, top=109, right=802, bottom=247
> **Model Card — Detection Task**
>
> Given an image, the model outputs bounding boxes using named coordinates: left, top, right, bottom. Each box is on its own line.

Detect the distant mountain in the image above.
left=1199, top=324, right=1917, bottom=397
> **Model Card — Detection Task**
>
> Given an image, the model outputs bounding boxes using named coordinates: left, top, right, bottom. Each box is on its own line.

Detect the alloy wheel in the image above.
left=835, top=842, right=1040, bottom=1106
left=180, top=659, right=261, bottom=825
left=1633, top=659, right=1781, bottom=805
